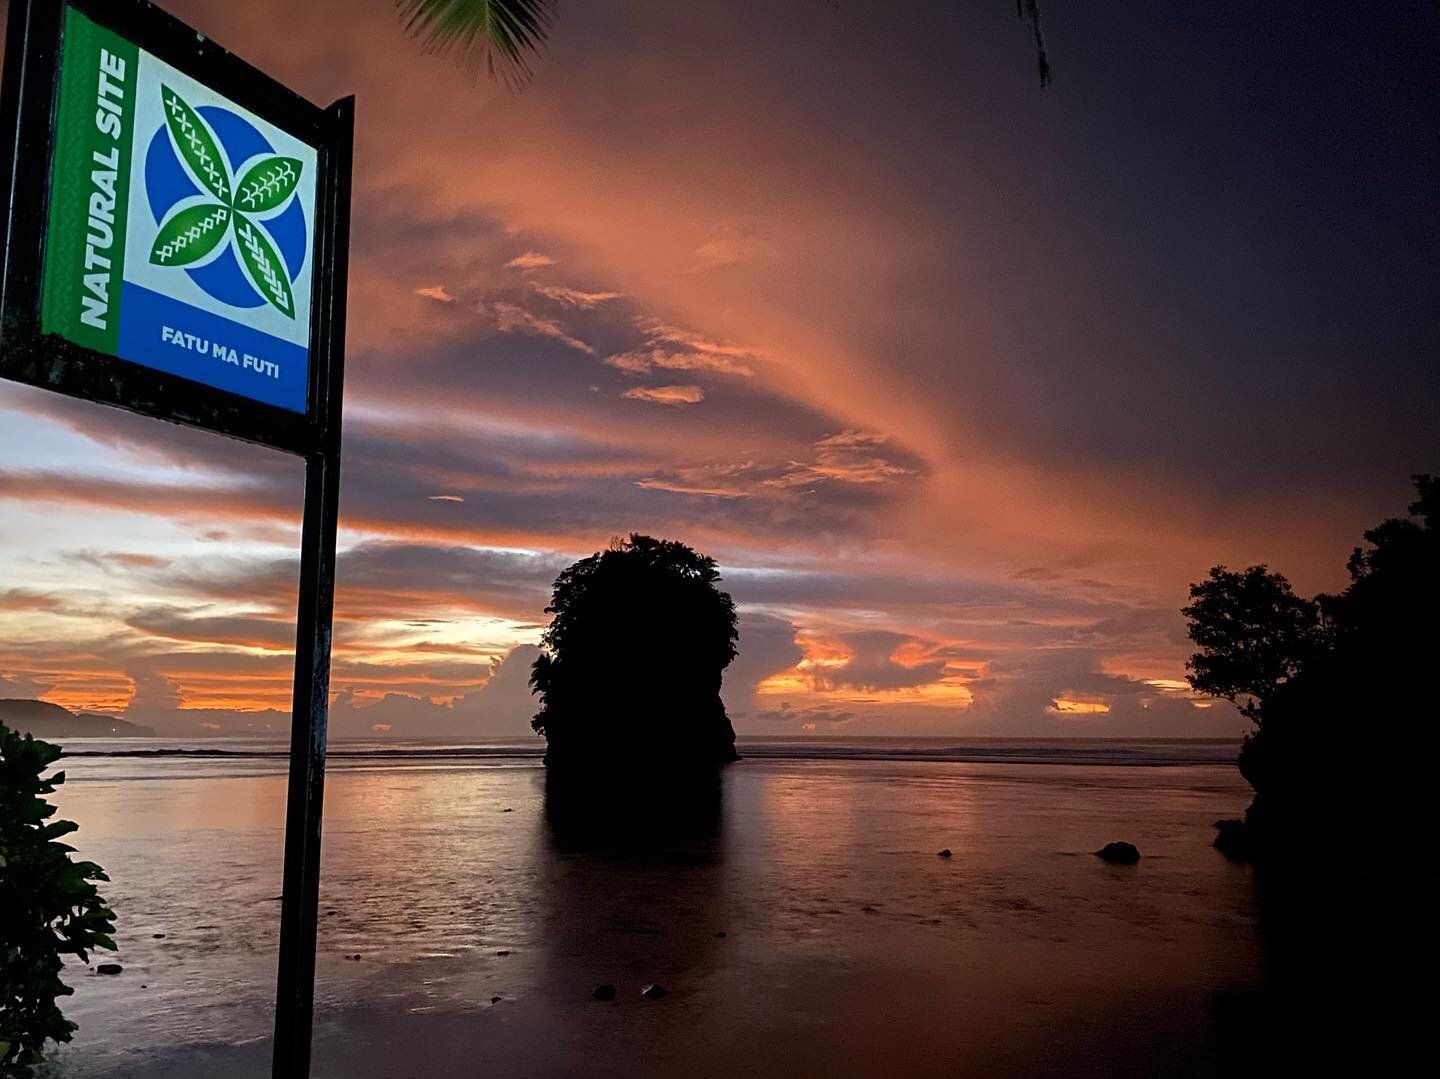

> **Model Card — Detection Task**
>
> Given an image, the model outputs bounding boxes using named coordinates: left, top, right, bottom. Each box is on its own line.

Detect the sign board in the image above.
left=1, top=3, right=353, bottom=1076
left=42, top=7, right=318, bottom=413
left=0, top=0, right=350, bottom=455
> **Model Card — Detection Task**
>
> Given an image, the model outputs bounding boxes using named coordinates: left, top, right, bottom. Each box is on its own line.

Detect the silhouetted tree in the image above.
left=531, top=534, right=739, bottom=772
left=1186, top=476, right=1440, bottom=860
left=0, top=723, right=117, bottom=1074
left=1183, top=566, right=1324, bottom=722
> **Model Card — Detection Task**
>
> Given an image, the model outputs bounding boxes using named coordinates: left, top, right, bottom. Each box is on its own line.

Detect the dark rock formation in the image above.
left=530, top=536, right=740, bottom=773
left=1212, top=819, right=1253, bottom=861
left=1095, top=841, right=1141, bottom=864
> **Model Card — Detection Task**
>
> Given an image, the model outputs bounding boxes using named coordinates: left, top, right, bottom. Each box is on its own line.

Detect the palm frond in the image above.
left=397, top=0, right=557, bottom=89
left=1016, top=0, right=1051, bottom=86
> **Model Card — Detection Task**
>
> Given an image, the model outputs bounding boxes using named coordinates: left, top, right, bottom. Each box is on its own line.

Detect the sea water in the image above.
left=45, top=738, right=1262, bottom=1077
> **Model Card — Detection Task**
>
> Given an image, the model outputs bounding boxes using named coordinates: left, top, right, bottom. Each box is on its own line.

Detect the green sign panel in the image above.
left=40, top=8, right=318, bottom=412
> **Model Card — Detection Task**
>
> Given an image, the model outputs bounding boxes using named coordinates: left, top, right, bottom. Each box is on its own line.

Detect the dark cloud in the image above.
left=813, top=631, right=946, bottom=692
left=722, top=612, right=803, bottom=723
left=321, top=644, right=544, bottom=738
left=126, top=609, right=297, bottom=651
left=964, top=648, right=1245, bottom=737
left=4, top=0, right=1432, bottom=734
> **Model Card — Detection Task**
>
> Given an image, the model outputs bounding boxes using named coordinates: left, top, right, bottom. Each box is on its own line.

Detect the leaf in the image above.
left=40, top=819, right=79, bottom=841
left=148, top=203, right=231, bottom=267
left=397, top=0, right=556, bottom=88
left=233, top=214, right=296, bottom=318
left=234, top=156, right=303, bottom=213
left=161, top=85, right=232, bottom=203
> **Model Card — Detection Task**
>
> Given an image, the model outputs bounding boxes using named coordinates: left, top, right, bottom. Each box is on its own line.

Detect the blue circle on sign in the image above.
left=145, top=105, right=307, bottom=310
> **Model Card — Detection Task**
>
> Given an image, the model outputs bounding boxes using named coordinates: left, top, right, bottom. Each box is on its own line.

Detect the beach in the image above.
left=34, top=738, right=1281, bottom=1077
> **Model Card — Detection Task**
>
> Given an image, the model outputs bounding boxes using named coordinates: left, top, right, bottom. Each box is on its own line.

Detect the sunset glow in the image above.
left=1, top=1, right=1431, bottom=740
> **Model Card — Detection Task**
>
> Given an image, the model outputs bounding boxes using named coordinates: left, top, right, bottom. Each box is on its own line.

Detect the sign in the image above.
left=2, top=3, right=354, bottom=1076
left=41, top=8, right=318, bottom=412
left=0, top=0, right=350, bottom=456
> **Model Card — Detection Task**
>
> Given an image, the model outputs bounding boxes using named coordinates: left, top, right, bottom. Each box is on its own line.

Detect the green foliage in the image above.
left=396, top=0, right=556, bottom=88
left=531, top=534, right=740, bottom=768
left=1182, top=564, right=1323, bottom=722
left=0, top=721, right=116, bottom=1075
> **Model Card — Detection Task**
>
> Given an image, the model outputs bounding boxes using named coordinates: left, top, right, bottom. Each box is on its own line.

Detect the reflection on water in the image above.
left=47, top=749, right=1269, bottom=1077
left=537, top=770, right=730, bottom=1011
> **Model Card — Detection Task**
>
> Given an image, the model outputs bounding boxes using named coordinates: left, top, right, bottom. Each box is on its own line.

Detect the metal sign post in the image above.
left=271, top=93, right=352, bottom=1079
left=0, top=2, right=352, bottom=1075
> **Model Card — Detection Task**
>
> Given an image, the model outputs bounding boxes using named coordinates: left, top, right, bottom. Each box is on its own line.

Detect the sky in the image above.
left=1, top=1, right=1436, bottom=738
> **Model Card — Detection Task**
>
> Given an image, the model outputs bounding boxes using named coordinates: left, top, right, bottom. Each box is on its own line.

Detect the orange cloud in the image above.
left=621, top=385, right=705, bottom=406
left=505, top=251, right=555, bottom=270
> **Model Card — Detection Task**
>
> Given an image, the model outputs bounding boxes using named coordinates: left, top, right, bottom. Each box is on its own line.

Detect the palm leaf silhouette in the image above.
left=396, top=0, right=556, bottom=89
left=396, top=2, right=1050, bottom=89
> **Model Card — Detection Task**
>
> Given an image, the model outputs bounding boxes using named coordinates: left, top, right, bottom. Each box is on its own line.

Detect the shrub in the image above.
left=0, top=721, right=117, bottom=1074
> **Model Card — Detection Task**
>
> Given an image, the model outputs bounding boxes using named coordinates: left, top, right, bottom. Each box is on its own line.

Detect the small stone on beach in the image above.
left=95, top=964, right=123, bottom=975
left=640, top=983, right=668, bottom=1000
left=592, top=984, right=617, bottom=1001
left=152, top=933, right=166, bottom=939
left=937, top=849, right=952, bottom=858
left=345, top=953, right=362, bottom=961
left=491, top=996, right=502, bottom=1004
left=496, top=950, right=511, bottom=956
left=1095, top=841, right=1141, bottom=864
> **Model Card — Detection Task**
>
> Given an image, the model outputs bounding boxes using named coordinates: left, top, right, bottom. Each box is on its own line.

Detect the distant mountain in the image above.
left=0, top=699, right=157, bottom=738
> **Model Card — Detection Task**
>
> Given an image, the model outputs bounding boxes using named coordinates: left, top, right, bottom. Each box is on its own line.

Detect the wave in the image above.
left=57, top=737, right=1239, bottom=767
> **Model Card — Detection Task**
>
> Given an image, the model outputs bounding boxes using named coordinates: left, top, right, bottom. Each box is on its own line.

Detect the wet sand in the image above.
left=49, top=750, right=1270, bottom=1077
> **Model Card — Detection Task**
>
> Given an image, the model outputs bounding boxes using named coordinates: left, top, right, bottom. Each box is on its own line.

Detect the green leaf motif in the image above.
left=161, top=85, right=231, bottom=203
left=234, top=213, right=295, bottom=318
left=235, top=156, right=303, bottom=214
left=149, top=203, right=231, bottom=267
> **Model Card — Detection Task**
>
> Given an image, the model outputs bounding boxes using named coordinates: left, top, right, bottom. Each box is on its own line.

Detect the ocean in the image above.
left=44, top=737, right=1264, bottom=1077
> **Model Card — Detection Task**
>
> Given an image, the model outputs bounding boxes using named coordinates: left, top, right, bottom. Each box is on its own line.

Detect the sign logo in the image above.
left=40, top=9, right=319, bottom=414
left=146, top=87, right=306, bottom=319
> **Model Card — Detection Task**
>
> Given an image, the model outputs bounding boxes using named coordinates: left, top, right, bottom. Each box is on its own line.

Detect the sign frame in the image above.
left=0, top=2, right=353, bottom=1077
left=0, top=0, right=349, bottom=458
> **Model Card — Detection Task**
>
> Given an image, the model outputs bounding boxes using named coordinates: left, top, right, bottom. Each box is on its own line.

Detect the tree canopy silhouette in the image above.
left=1185, top=475, right=1439, bottom=860
left=1, top=723, right=117, bottom=1074
left=530, top=534, right=740, bottom=771
left=1182, top=566, right=1323, bottom=723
